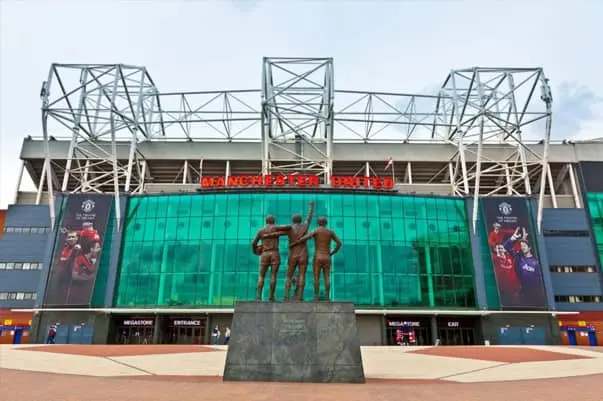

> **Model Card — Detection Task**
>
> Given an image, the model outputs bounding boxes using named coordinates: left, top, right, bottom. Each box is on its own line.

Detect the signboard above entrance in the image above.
left=200, top=174, right=395, bottom=190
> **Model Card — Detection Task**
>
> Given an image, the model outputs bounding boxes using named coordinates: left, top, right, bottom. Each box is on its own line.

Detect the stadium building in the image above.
left=1, top=58, right=602, bottom=347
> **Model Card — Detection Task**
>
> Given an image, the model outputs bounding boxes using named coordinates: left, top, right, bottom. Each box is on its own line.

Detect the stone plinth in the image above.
left=223, top=301, right=365, bottom=383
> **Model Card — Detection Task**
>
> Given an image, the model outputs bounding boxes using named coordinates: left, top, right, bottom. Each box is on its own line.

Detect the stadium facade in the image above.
left=1, top=58, right=602, bottom=347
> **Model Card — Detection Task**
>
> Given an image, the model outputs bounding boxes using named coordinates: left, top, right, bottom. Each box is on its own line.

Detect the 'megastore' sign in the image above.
left=200, top=174, right=395, bottom=190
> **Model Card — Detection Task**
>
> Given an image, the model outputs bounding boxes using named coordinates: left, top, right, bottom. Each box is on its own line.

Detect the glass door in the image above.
left=117, top=326, right=154, bottom=344
left=438, top=328, right=476, bottom=345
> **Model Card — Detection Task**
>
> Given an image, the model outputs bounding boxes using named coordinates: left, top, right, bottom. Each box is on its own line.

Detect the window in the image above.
left=555, top=295, right=602, bottom=303
left=1, top=226, right=50, bottom=234
left=549, top=265, right=597, bottom=273
left=543, top=230, right=590, bottom=237
left=0, top=291, right=37, bottom=301
left=115, top=193, right=476, bottom=308
left=0, top=262, right=43, bottom=270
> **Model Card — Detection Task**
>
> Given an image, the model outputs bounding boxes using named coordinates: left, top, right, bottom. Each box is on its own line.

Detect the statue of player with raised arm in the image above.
left=283, top=201, right=314, bottom=301
left=289, top=216, right=342, bottom=302
left=251, top=201, right=313, bottom=302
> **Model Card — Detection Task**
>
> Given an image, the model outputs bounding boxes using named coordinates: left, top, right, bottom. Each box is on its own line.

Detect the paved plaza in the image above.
left=1, top=344, right=603, bottom=400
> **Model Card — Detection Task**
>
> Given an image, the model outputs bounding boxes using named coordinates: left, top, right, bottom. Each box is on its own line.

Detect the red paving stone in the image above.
left=409, top=346, right=590, bottom=363
left=20, top=344, right=219, bottom=357
left=2, top=369, right=603, bottom=401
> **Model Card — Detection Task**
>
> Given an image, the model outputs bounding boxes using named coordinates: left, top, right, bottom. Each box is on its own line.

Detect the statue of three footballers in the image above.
left=251, top=201, right=342, bottom=302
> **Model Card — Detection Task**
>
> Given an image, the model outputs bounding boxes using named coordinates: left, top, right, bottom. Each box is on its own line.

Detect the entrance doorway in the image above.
left=385, top=316, right=432, bottom=346
left=437, top=327, right=475, bottom=345
left=164, top=317, right=206, bottom=345
left=117, top=326, right=154, bottom=344
left=436, top=317, right=478, bottom=345
left=114, top=317, right=155, bottom=344
left=165, top=326, right=203, bottom=345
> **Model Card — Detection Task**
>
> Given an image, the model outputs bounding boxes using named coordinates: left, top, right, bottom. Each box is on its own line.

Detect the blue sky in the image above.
left=1, top=0, right=602, bottom=208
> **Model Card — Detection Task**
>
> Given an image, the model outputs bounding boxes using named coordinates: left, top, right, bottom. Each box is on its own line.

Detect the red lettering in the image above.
left=201, top=177, right=215, bottom=187
left=308, top=175, right=320, bottom=186
left=201, top=174, right=394, bottom=190
left=250, top=175, right=263, bottom=186
left=343, top=176, right=355, bottom=187
left=382, top=177, right=394, bottom=189
left=227, top=176, right=240, bottom=186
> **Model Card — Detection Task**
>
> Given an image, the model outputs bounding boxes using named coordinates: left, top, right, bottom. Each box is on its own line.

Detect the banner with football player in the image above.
left=481, top=198, right=547, bottom=308
left=43, top=195, right=113, bottom=306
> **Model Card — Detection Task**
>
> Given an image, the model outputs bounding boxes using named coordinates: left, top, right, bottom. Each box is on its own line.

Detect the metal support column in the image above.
left=568, top=163, right=582, bottom=208
left=109, top=68, right=122, bottom=230
left=13, top=160, right=24, bottom=205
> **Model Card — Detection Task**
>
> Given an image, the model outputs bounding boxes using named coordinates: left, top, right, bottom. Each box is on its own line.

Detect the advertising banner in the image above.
left=481, top=198, right=547, bottom=308
left=43, top=195, right=113, bottom=306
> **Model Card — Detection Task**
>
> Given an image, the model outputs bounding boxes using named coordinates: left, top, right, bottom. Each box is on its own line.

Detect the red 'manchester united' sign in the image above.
left=200, top=174, right=395, bottom=190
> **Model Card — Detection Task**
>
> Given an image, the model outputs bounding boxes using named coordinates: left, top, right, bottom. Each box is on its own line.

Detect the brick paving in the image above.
left=2, top=369, right=603, bottom=401
left=21, top=344, right=218, bottom=357
left=409, top=346, right=590, bottom=363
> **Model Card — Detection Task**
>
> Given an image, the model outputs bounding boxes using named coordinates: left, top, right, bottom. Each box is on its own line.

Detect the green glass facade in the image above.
left=586, top=193, right=603, bottom=270
left=115, top=193, right=476, bottom=308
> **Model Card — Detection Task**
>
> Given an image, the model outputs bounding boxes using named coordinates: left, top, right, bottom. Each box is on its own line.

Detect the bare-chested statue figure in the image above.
left=253, top=202, right=314, bottom=301
left=283, top=201, right=314, bottom=301
left=290, top=217, right=342, bottom=301
left=251, top=216, right=292, bottom=301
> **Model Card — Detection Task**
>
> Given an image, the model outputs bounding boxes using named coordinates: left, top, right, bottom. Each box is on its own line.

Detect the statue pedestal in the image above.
left=223, top=301, right=365, bottom=383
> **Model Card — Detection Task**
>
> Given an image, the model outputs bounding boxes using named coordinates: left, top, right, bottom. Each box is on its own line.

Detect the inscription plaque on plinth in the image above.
left=223, top=301, right=365, bottom=383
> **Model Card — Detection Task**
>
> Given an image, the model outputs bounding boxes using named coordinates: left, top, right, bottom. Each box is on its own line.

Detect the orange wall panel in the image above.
left=0, top=209, right=6, bottom=239
left=558, top=312, right=603, bottom=346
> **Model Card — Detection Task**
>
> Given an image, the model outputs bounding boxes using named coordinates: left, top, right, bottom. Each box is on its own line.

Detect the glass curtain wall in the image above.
left=586, top=193, right=603, bottom=270
left=115, top=193, right=476, bottom=308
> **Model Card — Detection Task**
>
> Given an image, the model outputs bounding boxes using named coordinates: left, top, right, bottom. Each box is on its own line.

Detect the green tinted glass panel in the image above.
left=586, top=193, right=603, bottom=271
left=115, top=193, right=477, bottom=308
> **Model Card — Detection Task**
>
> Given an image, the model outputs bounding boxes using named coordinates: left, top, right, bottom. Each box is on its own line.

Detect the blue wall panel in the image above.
left=0, top=205, right=51, bottom=308
left=543, top=237, right=598, bottom=266
left=0, top=234, right=51, bottom=261
left=542, top=208, right=591, bottom=231
left=5, top=205, right=51, bottom=227
left=529, top=199, right=556, bottom=309
left=540, top=208, right=603, bottom=309
left=550, top=273, right=602, bottom=295
left=554, top=303, right=603, bottom=312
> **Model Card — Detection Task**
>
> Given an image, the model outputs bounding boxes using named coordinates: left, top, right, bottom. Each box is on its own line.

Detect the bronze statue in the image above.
left=251, top=201, right=313, bottom=302
left=251, top=216, right=291, bottom=302
left=290, top=217, right=342, bottom=301
left=283, top=201, right=314, bottom=301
